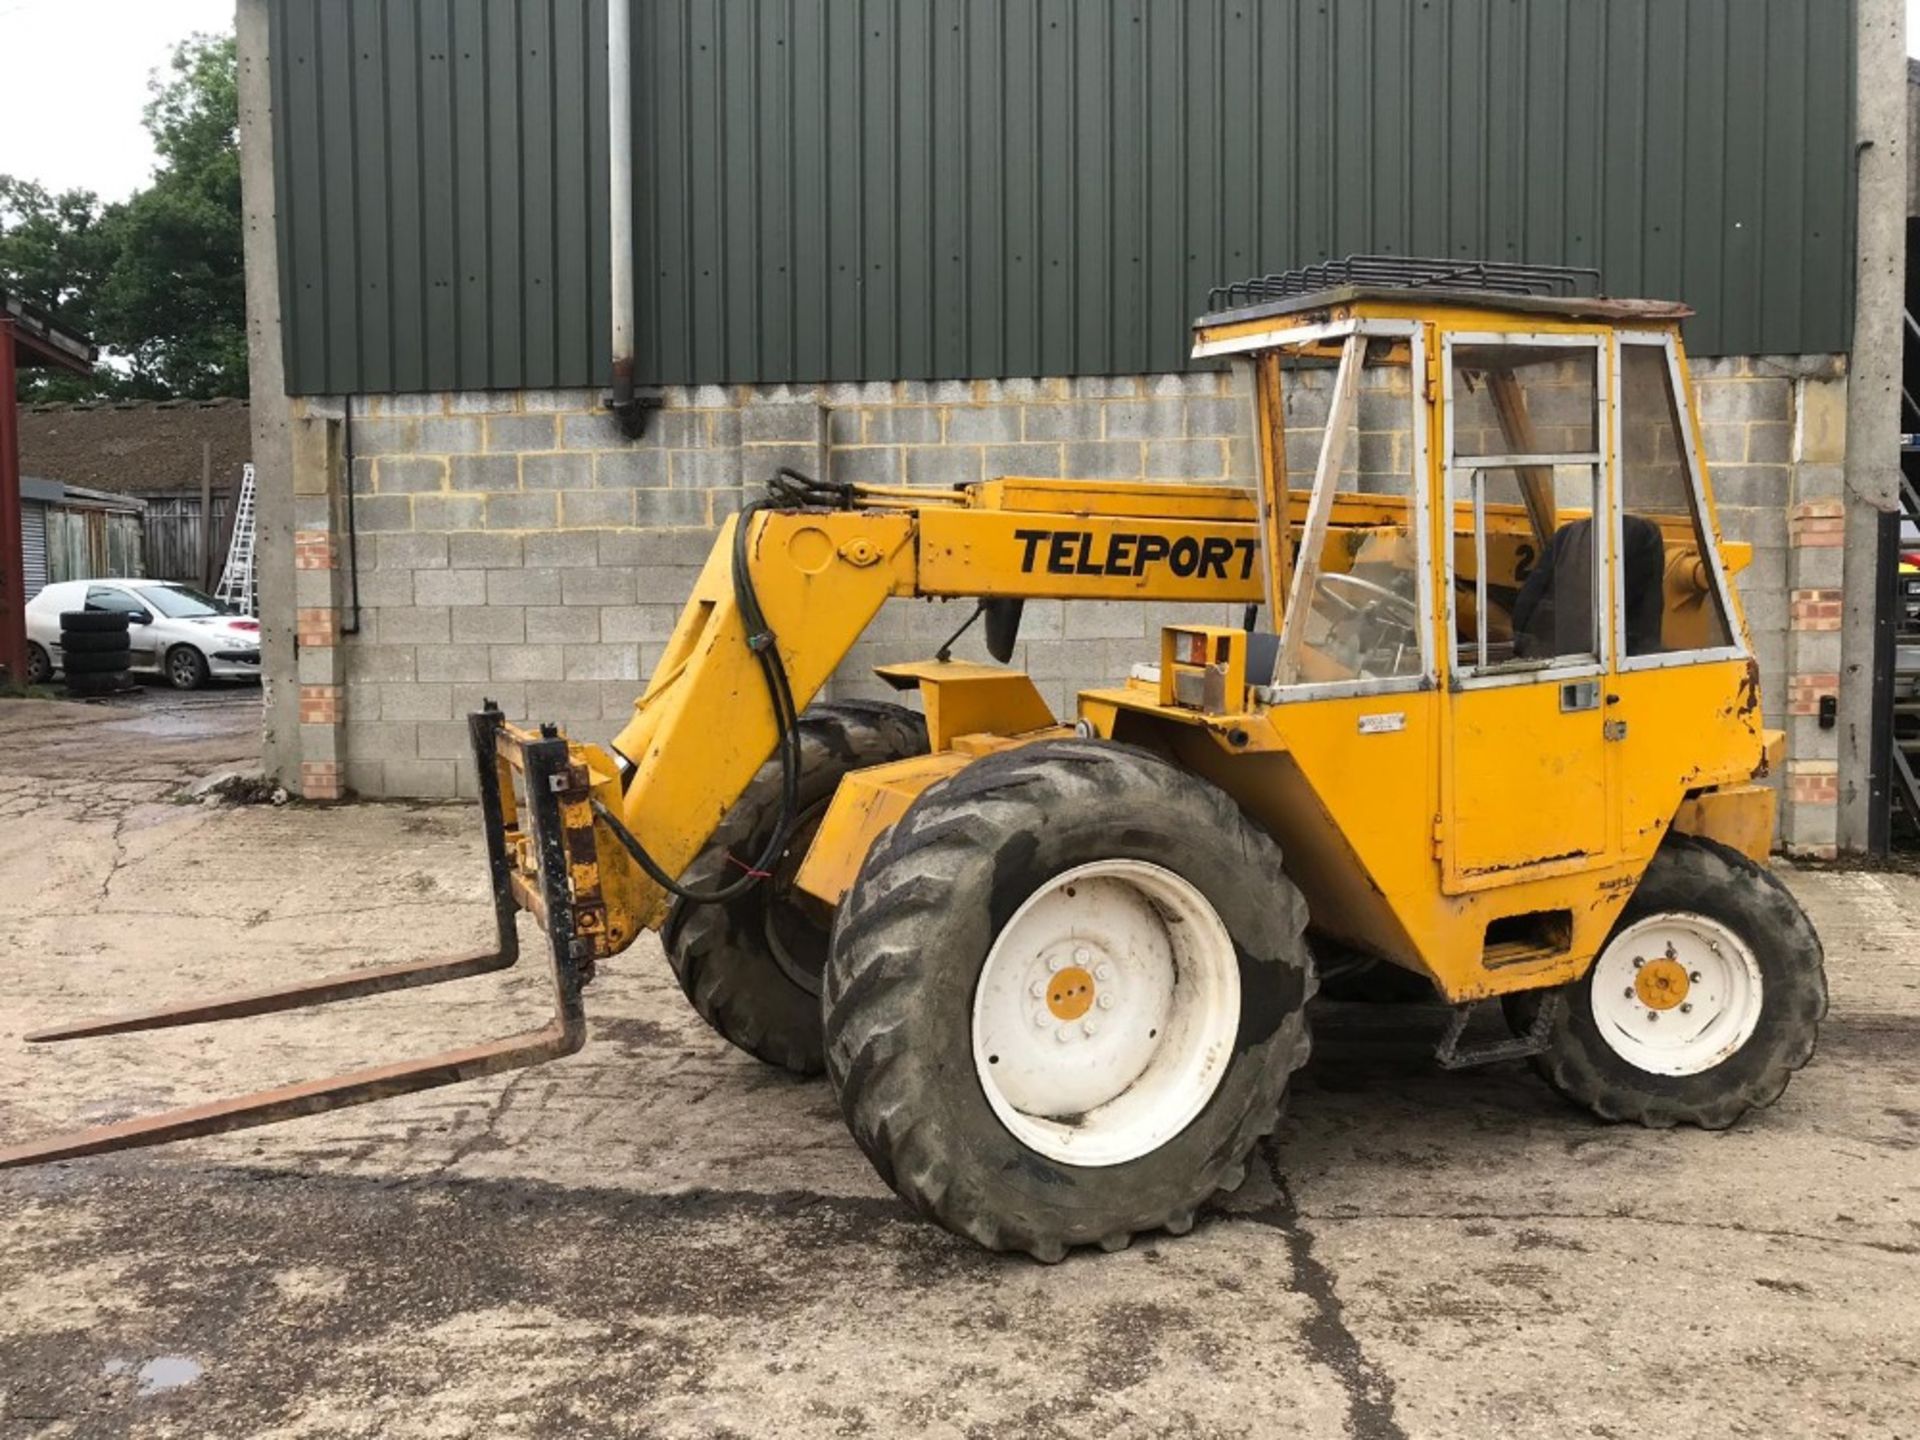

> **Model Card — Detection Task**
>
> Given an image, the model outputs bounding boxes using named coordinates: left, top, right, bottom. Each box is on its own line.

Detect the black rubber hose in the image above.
left=592, top=474, right=837, bottom=905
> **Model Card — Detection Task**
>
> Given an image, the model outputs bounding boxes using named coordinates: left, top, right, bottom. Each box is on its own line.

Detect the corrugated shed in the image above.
left=271, top=0, right=1857, bottom=395
left=269, top=0, right=611, bottom=395
left=21, top=504, right=48, bottom=598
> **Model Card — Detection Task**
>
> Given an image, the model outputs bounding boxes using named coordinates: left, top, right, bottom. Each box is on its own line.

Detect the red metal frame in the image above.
left=0, top=321, right=22, bottom=683
left=2, top=307, right=95, bottom=684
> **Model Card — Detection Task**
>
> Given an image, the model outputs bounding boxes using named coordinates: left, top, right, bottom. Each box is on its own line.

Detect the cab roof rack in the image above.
left=1208, top=255, right=1602, bottom=312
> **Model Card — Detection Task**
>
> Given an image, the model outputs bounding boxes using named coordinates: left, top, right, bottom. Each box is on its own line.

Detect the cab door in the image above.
left=1438, top=332, right=1617, bottom=892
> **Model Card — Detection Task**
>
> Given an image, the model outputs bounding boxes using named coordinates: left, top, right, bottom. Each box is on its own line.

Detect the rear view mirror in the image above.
left=983, top=598, right=1024, bottom=663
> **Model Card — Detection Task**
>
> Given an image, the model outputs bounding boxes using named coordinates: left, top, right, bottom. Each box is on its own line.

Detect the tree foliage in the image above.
left=2, top=34, right=245, bottom=404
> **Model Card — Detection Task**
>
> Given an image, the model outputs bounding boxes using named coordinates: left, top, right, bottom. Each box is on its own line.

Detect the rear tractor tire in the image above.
left=1506, top=834, right=1826, bottom=1129
left=824, top=739, right=1314, bottom=1261
left=664, top=701, right=929, bottom=1076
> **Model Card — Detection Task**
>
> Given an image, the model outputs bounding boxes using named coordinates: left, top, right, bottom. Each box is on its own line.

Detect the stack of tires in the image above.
left=59, top=612, right=134, bottom=699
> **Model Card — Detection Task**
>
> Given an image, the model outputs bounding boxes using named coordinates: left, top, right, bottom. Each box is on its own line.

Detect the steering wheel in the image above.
left=1315, top=571, right=1419, bottom=630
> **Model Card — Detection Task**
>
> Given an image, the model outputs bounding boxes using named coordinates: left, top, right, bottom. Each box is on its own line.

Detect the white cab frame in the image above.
left=1610, top=331, right=1750, bottom=672
left=1442, top=329, right=1614, bottom=692
left=1255, top=318, right=1436, bottom=706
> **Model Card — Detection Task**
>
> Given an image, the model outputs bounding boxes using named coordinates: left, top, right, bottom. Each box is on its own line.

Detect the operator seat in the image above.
left=1511, top=515, right=1665, bottom=659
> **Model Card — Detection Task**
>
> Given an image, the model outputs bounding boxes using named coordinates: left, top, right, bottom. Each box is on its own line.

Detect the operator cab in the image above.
left=1192, top=263, right=1743, bottom=707
left=1169, top=257, right=1760, bottom=976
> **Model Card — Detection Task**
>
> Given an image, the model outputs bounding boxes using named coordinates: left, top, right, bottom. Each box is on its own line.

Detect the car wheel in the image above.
left=25, top=643, right=52, bottom=686
left=166, top=644, right=211, bottom=691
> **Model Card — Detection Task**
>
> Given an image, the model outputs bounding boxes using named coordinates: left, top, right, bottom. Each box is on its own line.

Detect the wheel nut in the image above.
left=1647, top=1011, right=1659, bottom=1022
left=1030, top=981, right=1045, bottom=998
left=1082, top=1020, right=1098, bottom=1038
left=1633, top=957, right=1645, bottom=969
left=1047, top=954, right=1066, bottom=973
left=1680, top=1002, right=1693, bottom=1014
left=1095, top=963, right=1113, bottom=981
left=1057, top=1026, right=1073, bottom=1043
left=1034, top=1012, right=1050, bottom=1028
left=1624, top=987, right=1636, bottom=999
left=1098, top=993, right=1115, bottom=1010
left=1074, top=947, right=1091, bottom=966
left=1689, top=971, right=1702, bottom=984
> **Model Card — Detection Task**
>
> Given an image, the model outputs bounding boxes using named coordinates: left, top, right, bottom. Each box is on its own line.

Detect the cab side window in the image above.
left=1449, top=341, right=1604, bottom=675
left=1617, top=341, right=1735, bottom=657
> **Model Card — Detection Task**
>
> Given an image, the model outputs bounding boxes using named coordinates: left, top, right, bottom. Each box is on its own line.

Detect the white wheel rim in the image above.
left=970, top=859, right=1241, bottom=1167
left=1588, top=912, right=1763, bottom=1077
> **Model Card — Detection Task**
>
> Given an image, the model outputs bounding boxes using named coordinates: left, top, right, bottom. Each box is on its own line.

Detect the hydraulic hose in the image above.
left=590, top=469, right=853, bottom=906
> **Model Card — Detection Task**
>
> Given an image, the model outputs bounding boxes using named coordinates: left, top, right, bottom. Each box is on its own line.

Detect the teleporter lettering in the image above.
left=1013, top=527, right=1260, bottom=582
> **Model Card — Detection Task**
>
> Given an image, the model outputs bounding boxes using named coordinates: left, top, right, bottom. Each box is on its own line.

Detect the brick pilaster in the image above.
left=289, top=401, right=353, bottom=798
left=294, top=529, right=339, bottom=569
left=1787, top=499, right=1845, bottom=547
left=295, top=607, right=336, bottom=647
left=300, top=761, right=345, bottom=802
left=1785, top=673, right=1840, bottom=717
left=1788, top=588, right=1843, bottom=630
left=298, top=684, right=345, bottom=724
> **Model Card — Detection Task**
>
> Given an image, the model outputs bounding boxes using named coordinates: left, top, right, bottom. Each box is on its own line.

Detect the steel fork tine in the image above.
left=0, top=710, right=595, bottom=1173
left=25, top=945, right=520, bottom=1043
left=0, top=1017, right=581, bottom=1169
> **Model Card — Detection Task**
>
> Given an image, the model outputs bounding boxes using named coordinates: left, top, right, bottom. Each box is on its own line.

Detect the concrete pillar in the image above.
left=1837, top=0, right=1907, bottom=850
left=237, top=0, right=302, bottom=789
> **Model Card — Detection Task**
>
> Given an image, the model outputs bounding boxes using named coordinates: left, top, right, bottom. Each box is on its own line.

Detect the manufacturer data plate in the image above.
left=1357, top=712, right=1407, bottom=735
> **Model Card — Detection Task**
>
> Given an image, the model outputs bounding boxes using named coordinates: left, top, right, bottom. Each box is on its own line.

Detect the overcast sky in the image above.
left=0, top=0, right=237, bottom=202
left=3, top=0, right=1919, bottom=204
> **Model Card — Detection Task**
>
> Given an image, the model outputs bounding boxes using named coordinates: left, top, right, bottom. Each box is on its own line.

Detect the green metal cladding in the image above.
left=270, top=0, right=1857, bottom=395
left=269, top=0, right=613, bottom=395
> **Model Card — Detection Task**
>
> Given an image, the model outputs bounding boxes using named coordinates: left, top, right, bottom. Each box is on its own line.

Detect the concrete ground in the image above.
left=0, top=691, right=1916, bottom=1440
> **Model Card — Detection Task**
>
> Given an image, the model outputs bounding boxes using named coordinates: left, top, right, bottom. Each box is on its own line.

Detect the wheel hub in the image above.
left=971, top=860, right=1241, bottom=1166
left=1633, top=955, right=1691, bottom=1011
left=1590, top=912, right=1764, bottom=1077
left=1042, top=955, right=1101, bottom=1024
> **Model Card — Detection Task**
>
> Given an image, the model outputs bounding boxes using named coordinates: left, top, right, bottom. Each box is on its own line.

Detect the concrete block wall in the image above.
left=283, top=374, right=1253, bottom=800
left=1689, top=355, right=1849, bottom=856
left=276, top=354, right=1845, bottom=853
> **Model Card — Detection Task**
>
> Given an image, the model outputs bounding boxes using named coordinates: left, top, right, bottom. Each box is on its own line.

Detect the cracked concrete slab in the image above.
left=0, top=694, right=1915, bottom=1438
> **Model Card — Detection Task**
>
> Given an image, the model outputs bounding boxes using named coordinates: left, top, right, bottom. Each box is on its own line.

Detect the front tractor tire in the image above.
left=1507, top=834, right=1827, bottom=1129
left=664, top=702, right=929, bottom=1076
left=823, top=739, right=1314, bottom=1262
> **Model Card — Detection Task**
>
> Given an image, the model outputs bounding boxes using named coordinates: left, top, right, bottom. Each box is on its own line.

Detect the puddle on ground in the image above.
left=102, top=1355, right=205, bottom=1396
left=100, top=711, right=234, bottom=739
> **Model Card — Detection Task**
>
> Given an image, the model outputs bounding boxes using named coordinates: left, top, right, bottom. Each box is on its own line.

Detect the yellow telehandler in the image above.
left=3, top=260, right=1825, bottom=1261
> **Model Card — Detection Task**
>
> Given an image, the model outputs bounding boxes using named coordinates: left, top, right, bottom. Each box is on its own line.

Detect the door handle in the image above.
left=1559, top=680, right=1600, bottom=712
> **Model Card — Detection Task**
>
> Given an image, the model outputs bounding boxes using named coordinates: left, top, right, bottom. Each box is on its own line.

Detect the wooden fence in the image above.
left=46, top=508, right=146, bottom=583
left=142, top=495, right=235, bottom=588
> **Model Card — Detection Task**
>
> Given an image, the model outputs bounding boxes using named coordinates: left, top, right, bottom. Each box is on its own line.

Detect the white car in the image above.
left=26, top=579, right=261, bottom=690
